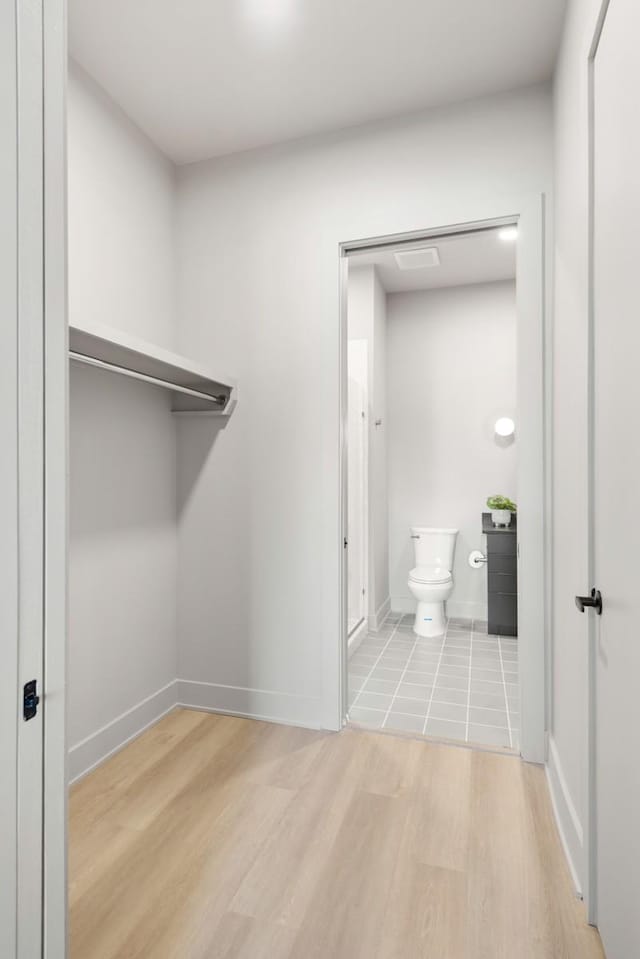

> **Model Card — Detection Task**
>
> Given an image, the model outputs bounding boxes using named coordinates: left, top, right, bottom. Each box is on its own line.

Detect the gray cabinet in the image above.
left=483, top=512, right=518, bottom=637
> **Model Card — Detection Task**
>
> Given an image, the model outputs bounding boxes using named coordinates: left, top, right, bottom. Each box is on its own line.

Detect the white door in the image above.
left=347, top=374, right=367, bottom=633
left=0, top=1, right=46, bottom=955
left=0, top=3, right=21, bottom=951
left=591, top=1, right=640, bottom=953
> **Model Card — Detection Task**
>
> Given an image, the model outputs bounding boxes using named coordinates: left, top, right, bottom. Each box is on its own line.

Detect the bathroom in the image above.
left=346, top=227, right=519, bottom=750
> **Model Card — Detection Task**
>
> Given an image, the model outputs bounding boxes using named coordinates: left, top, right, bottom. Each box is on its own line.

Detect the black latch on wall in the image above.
left=23, top=680, right=40, bottom=721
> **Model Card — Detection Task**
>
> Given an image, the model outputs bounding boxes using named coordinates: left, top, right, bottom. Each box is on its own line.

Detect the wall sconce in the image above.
left=495, top=417, right=515, bottom=438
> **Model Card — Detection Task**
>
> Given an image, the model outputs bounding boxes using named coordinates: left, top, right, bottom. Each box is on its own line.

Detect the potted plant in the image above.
left=486, top=495, right=517, bottom=528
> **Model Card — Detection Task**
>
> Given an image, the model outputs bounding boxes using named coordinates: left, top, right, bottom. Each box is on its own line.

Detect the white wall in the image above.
left=547, top=0, right=604, bottom=897
left=387, top=281, right=517, bottom=619
left=347, top=265, right=389, bottom=628
left=67, top=63, right=179, bottom=779
left=68, top=61, right=176, bottom=349
left=174, top=84, right=553, bottom=728
left=68, top=368, right=177, bottom=779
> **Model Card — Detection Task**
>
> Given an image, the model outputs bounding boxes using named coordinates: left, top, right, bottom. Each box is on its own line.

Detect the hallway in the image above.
left=70, top=709, right=603, bottom=958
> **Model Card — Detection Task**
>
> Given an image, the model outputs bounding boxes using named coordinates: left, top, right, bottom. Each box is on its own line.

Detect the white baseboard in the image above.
left=390, top=596, right=487, bottom=621
left=69, top=680, right=178, bottom=784
left=348, top=619, right=367, bottom=657
left=546, top=735, right=584, bottom=897
left=446, top=599, right=487, bottom=621
left=390, top=596, right=415, bottom=615
left=68, top=678, right=322, bottom=783
left=368, top=596, right=391, bottom=632
left=177, top=679, right=322, bottom=729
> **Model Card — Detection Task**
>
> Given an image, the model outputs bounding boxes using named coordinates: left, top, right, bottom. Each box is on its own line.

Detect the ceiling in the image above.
left=349, top=228, right=516, bottom=293
left=68, top=0, right=566, bottom=165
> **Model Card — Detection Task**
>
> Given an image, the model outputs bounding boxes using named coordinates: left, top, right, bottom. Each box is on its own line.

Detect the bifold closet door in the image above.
left=0, top=1, right=47, bottom=955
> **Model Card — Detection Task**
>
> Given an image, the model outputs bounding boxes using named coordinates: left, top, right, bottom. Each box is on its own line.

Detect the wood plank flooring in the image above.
left=69, top=709, right=605, bottom=959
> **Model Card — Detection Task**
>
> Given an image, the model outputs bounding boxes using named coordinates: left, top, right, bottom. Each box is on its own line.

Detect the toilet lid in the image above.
left=409, top=565, right=452, bottom=585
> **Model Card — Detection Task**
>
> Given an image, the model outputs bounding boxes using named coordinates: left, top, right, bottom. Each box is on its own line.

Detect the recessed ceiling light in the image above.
left=498, top=227, right=518, bottom=242
left=243, top=0, right=295, bottom=21
left=394, top=247, right=440, bottom=270
left=241, top=0, right=296, bottom=34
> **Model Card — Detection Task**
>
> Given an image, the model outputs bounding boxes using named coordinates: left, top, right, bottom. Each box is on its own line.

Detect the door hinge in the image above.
left=343, top=537, right=348, bottom=549
left=23, top=680, right=40, bottom=721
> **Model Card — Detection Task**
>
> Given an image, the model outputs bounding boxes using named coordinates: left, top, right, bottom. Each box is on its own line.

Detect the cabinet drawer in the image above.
left=488, top=572, right=517, bottom=594
left=486, top=533, right=517, bottom=556
left=489, top=622, right=518, bottom=637
left=488, top=592, right=518, bottom=631
left=488, top=553, right=517, bottom=574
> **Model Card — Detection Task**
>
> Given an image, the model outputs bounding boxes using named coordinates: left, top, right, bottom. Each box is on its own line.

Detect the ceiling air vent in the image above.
left=394, top=247, right=440, bottom=270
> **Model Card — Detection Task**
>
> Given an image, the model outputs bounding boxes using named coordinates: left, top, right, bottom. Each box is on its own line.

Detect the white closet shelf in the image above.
left=69, top=319, right=237, bottom=415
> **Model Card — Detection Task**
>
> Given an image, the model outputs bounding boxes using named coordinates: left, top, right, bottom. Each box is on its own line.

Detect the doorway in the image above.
left=345, top=227, right=519, bottom=750
left=340, top=210, right=547, bottom=763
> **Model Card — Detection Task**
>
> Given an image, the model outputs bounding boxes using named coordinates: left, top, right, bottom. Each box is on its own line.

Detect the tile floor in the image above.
left=348, top=613, right=519, bottom=750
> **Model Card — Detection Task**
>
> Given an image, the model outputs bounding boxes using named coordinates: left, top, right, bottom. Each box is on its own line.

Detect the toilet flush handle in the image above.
left=410, top=534, right=420, bottom=539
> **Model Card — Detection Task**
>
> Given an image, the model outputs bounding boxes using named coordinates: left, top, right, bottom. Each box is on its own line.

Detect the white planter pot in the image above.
left=491, top=509, right=512, bottom=527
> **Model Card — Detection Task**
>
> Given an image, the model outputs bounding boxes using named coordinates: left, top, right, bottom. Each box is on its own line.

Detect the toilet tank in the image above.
left=411, top=527, right=458, bottom=571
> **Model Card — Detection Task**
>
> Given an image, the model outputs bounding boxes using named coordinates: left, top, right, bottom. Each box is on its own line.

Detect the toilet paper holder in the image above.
left=468, top=550, right=487, bottom=569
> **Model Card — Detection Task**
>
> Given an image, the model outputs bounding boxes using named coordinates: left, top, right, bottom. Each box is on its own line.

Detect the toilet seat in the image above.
left=408, top=565, right=452, bottom=585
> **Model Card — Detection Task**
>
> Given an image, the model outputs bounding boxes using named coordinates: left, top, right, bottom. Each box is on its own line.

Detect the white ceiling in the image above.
left=350, top=228, right=516, bottom=293
left=68, top=0, right=566, bottom=165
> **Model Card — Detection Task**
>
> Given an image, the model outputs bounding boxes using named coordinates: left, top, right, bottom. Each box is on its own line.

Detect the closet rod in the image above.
left=69, top=351, right=227, bottom=405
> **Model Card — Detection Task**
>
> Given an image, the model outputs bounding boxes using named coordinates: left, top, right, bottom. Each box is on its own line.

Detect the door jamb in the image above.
left=43, top=0, right=68, bottom=955
left=346, top=339, right=369, bottom=651
left=338, top=203, right=548, bottom=764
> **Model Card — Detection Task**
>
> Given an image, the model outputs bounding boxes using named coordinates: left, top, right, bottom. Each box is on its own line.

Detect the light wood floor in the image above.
left=69, top=709, right=604, bottom=959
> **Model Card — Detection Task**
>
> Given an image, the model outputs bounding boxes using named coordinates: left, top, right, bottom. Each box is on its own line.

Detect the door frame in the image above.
left=338, top=198, right=548, bottom=763
left=0, top=1, right=21, bottom=951
left=585, top=0, right=612, bottom=927
left=346, top=338, right=369, bottom=648
left=43, top=0, right=69, bottom=954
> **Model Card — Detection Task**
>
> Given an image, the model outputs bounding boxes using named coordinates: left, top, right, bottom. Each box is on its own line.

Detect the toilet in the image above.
left=407, top=527, right=458, bottom=637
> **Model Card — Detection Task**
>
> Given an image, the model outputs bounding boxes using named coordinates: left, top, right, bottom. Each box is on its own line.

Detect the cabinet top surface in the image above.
left=482, top=512, right=517, bottom=534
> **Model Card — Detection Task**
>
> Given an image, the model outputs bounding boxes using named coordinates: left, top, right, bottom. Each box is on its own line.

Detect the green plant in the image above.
left=486, top=495, right=517, bottom=512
